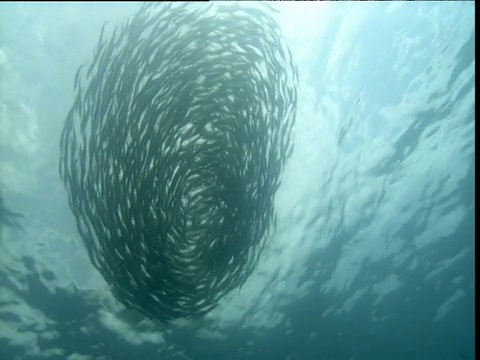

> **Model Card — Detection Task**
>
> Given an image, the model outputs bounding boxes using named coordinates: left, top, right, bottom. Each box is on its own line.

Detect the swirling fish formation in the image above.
left=60, top=3, right=297, bottom=323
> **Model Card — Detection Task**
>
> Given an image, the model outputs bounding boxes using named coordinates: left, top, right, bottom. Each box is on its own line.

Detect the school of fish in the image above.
left=59, top=2, right=297, bottom=323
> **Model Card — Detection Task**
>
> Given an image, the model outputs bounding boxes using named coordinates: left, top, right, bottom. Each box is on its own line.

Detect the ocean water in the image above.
left=0, top=2, right=474, bottom=360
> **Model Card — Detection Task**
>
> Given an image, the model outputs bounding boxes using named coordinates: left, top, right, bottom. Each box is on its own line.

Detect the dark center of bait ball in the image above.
left=60, top=3, right=297, bottom=323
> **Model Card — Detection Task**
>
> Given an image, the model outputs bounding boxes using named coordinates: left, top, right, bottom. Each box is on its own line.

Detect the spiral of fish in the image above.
left=59, top=2, right=298, bottom=323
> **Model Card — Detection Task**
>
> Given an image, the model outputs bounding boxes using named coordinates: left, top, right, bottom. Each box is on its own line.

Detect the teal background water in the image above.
left=0, top=2, right=474, bottom=359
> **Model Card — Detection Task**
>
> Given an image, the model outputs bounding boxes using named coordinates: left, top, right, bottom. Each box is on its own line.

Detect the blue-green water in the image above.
left=0, top=2, right=474, bottom=360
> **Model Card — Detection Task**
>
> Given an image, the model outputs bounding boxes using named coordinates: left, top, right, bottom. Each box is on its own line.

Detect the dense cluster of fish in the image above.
left=60, top=2, right=297, bottom=322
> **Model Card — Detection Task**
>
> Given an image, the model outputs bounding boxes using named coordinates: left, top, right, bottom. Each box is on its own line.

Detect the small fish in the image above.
left=60, top=1, right=297, bottom=323
left=0, top=194, right=23, bottom=229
